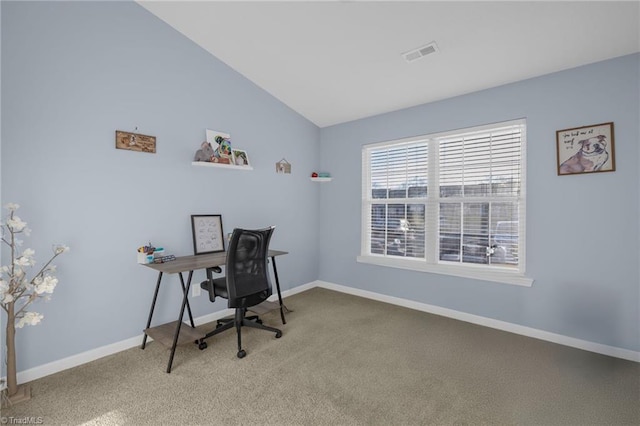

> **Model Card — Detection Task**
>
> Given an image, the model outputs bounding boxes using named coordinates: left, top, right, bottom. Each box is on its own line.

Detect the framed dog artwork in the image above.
left=556, top=122, right=615, bottom=176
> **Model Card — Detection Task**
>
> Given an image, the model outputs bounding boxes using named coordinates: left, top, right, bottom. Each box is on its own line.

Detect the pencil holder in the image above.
left=137, top=253, right=154, bottom=264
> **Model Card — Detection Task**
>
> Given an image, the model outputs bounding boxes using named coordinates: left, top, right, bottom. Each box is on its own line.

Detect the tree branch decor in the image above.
left=0, top=203, right=68, bottom=404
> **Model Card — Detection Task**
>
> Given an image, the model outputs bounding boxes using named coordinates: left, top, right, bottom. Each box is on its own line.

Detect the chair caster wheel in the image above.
left=275, top=331, right=282, bottom=338
left=257, top=319, right=263, bottom=324
left=198, top=341, right=207, bottom=350
left=237, top=350, right=246, bottom=358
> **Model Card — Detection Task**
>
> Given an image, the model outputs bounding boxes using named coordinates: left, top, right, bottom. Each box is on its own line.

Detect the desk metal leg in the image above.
left=178, top=271, right=196, bottom=328
left=271, top=257, right=290, bottom=325
left=141, top=272, right=163, bottom=350
left=167, top=271, right=194, bottom=373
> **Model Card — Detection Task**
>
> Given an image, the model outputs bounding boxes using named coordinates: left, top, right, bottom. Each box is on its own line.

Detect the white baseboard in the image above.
left=13, top=308, right=237, bottom=385
left=314, top=280, right=640, bottom=363
left=12, top=283, right=314, bottom=385
left=9, top=279, right=639, bottom=385
left=15, top=335, right=143, bottom=385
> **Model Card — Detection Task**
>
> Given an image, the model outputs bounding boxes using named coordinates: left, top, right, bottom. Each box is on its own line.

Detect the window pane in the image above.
left=489, top=202, right=519, bottom=266
left=369, top=143, right=428, bottom=199
left=439, top=203, right=461, bottom=261
left=386, top=204, right=407, bottom=255
left=371, top=149, right=389, bottom=199
left=491, top=130, right=522, bottom=197
left=407, top=204, right=426, bottom=258
left=388, top=204, right=425, bottom=258
left=462, top=203, right=489, bottom=264
left=369, top=203, right=425, bottom=258
left=370, top=204, right=386, bottom=254
left=439, top=201, right=520, bottom=266
left=406, top=144, right=428, bottom=198
left=439, top=139, right=463, bottom=197
left=439, top=127, right=521, bottom=198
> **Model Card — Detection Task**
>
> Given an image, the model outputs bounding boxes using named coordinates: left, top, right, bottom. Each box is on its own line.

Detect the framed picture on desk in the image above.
left=191, top=214, right=225, bottom=254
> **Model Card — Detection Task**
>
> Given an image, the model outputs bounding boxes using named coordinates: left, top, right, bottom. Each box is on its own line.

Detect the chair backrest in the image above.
left=225, top=226, right=275, bottom=309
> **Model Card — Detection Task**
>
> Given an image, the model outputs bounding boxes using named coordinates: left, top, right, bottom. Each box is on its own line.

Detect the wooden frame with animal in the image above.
left=556, top=122, right=615, bottom=176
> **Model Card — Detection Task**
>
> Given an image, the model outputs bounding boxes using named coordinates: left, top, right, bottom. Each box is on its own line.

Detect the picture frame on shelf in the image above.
left=206, top=129, right=233, bottom=164
left=190, top=214, right=225, bottom=255
left=556, top=122, right=615, bottom=176
left=232, top=149, right=250, bottom=167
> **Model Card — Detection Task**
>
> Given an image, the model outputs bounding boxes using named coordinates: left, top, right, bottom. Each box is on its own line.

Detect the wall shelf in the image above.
left=310, top=177, right=332, bottom=182
left=192, top=161, right=253, bottom=171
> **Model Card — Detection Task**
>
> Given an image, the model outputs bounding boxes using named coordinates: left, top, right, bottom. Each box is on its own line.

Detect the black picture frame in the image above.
left=190, top=214, right=225, bottom=255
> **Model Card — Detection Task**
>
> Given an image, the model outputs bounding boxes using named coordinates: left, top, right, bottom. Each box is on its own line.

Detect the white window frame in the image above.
left=357, top=119, right=533, bottom=287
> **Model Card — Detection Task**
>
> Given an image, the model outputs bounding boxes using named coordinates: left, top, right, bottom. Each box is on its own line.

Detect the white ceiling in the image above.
left=138, top=1, right=640, bottom=128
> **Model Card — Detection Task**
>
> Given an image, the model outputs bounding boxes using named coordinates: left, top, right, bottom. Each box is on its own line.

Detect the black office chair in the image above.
left=199, top=226, right=282, bottom=358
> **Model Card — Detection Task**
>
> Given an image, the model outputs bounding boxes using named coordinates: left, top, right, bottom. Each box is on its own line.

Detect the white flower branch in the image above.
left=0, top=203, right=69, bottom=324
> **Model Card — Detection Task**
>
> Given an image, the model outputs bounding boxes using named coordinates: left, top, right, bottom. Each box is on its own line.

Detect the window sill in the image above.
left=356, top=255, right=533, bottom=287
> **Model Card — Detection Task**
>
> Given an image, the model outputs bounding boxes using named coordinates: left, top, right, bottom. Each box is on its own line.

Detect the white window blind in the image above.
left=367, top=141, right=428, bottom=258
left=360, top=119, right=529, bottom=286
left=437, top=124, right=523, bottom=267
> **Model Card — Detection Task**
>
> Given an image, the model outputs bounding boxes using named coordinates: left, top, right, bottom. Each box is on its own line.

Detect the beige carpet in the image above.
left=2, top=287, right=639, bottom=425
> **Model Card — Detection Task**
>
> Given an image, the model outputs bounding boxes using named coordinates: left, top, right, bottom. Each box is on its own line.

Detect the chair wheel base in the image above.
left=275, top=331, right=282, bottom=338
left=237, top=350, right=246, bottom=358
left=198, top=341, right=208, bottom=350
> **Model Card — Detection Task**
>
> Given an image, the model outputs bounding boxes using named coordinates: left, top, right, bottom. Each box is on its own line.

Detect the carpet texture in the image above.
left=2, top=287, right=639, bottom=425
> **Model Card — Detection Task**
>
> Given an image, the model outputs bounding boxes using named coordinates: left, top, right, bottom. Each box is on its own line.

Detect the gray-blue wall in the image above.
left=1, top=1, right=320, bottom=372
left=2, top=1, right=638, bottom=376
left=318, top=53, right=640, bottom=353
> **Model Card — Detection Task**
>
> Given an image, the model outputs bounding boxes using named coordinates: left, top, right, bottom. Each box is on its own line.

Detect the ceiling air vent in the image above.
left=403, top=41, right=439, bottom=63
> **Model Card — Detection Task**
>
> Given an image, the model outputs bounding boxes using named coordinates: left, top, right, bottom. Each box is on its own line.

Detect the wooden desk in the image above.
left=141, top=249, right=288, bottom=373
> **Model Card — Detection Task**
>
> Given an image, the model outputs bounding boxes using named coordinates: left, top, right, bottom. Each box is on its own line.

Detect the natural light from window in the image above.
left=358, top=119, right=532, bottom=286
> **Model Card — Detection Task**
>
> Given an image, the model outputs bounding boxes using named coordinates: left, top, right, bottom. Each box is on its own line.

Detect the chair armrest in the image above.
left=201, top=267, right=223, bottom=303
left=207, top=266, right=222, bottom=275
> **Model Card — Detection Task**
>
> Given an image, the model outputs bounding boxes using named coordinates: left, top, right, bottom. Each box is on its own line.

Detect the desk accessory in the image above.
left=137, top=243, right=156, bottom=264
left=153, top=255, right=176, bottom=264
left=137, top=243, right=169, bottom=264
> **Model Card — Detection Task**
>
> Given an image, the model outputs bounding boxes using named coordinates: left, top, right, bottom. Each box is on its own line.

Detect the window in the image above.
left=359, top=119, right=531, bottom=286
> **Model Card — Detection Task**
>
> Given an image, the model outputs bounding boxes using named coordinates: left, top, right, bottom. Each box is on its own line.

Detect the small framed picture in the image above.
left=232, top=149, right=250, bottom=167
left=115, top=130, right=156, bottom=154
left=206, top=129, right=233, bottom=162
left=191, top=214, right=225, bottom=255
left=276, top=158, right=291, bottom=174
left=556, top=122, right=615, bottom=175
